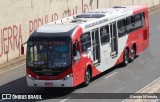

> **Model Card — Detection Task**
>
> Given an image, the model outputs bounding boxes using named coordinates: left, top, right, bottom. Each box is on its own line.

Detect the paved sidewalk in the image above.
left=0, top=55, right=25, bottom=72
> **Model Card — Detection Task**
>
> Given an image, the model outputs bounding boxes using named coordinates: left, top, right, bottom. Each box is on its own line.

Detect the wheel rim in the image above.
left=85, top=70, right=90, bottom=84
left=131, top=47, right=135, bottom=60
left=124, top=50, right=129, bottom=64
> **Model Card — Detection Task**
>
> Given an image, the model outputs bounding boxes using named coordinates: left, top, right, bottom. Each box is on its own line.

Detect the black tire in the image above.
left=130, top=46, right=136, bottom=62
left=123, top=48, right=129, bottom=66
left=84, top=68, right=91, bottom=86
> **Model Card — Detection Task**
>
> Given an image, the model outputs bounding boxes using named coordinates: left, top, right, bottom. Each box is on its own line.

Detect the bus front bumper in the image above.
left=26, top=75, right=73, bottom=87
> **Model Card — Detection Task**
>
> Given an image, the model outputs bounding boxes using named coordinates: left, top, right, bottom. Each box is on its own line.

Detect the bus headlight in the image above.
left=63, top=74, right=73, bottom=80
left=27, top=74, right=35, bottom=80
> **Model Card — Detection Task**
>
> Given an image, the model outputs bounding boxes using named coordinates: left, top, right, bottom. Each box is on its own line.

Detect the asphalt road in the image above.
left=0, top=8, right=160, bottom=102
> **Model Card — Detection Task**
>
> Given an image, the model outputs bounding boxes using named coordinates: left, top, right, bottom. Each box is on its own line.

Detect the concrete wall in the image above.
left=0, top=0, right=159, bottom=64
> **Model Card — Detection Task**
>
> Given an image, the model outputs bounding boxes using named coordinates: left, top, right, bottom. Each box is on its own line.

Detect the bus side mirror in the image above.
left=21, top=45, right=24, bottom=55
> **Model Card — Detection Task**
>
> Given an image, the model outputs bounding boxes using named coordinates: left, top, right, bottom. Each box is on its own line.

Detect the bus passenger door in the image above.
left=90, top=29, right=101, bottom=65
left=110, top=22, right=118, bottom=58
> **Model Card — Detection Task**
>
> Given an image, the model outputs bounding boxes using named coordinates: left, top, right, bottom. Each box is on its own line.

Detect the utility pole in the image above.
left=82, top=0, right=83, bottom=13
left=97, top=0, right=99, bottom=9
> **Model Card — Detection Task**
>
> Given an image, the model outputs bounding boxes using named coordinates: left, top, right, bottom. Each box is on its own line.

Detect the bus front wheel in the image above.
left=84, top=68, right=91, bottom=86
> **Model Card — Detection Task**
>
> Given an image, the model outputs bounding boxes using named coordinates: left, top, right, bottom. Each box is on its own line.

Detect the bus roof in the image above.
left=34, top=5, right=147, bottom=36
left=37, top=24, right=77, bottom=33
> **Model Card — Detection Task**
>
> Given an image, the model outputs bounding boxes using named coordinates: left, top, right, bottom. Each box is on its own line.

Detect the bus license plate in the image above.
left=45, top=82, right=53, bottom=86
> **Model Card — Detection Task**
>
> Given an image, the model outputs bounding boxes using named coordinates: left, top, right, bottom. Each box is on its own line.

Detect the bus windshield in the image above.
left=27, top=38, right=71, bottom=69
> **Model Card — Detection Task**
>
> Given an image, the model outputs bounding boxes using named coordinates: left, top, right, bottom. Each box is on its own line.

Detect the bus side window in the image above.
left=73, top=41, right=81, bottom=63
left=134, top=13, right=142, bottom=30
left=100, top=25, right=110, bottom=45
left=118, top=19, right=126, bottom=37
left=141, top=12, right=145, bottom=27
left=126, top=16, right=135, bottom=33
left=80, top=32, right=91, bottom=53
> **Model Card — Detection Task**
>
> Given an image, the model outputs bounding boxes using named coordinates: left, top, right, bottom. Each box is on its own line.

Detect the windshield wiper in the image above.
left=36, top=58, right=46, bottom=68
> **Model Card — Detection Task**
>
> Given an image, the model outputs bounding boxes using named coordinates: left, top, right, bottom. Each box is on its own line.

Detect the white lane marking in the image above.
left=0, top=99, right=5, bottom=102
left=0, top=63, right=25, bottom=74
left=122, top=77, right=160, bottom=102
left=104, top=72, right=118, bottom=79
left=136, top=77, right=160, bottom=93
left=59, top=97, right=71, bottom=102
left=154, top=99, right=159, bottom=102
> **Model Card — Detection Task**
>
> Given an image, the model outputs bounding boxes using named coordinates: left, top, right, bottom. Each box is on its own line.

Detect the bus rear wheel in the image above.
left=84, top=68, right=91, bottom=86
left=130, top=46, right=136, bottom=62
left=123, top=48, right=129, bottom=66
